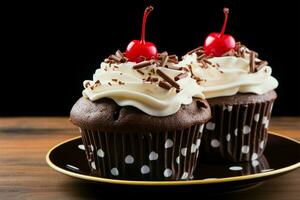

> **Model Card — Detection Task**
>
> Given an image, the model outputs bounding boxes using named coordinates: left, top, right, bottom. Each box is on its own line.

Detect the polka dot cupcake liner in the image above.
left=200, top=100, right=275, bottom=162
left=79, top=124, right=204, bottom=180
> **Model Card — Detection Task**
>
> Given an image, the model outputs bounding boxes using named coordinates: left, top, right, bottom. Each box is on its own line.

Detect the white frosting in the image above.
left=82, top=60, right=204, bottom=117
left=181, top=52, right=278, bottom=99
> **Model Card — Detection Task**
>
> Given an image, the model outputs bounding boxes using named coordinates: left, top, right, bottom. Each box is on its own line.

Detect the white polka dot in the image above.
left=234, top=128, right=238, bottom=136
left=164, top=139, right=174, bottom=149
left=196, top=139, right=201, bottom=149
left=111, top=167, right=119, bottom=176
left=254, top=113, right=260, bottom=122
left=241, top=145, right=250, bottom=154
left=259, top=140, right=265, bottom=149
left=91, top=161, right=96, bottom=170
left=181, top=172, right=189, bottom=180
left=227, top=105, right=233, bottom=112
left=262, top=116, right=268, bottom=124
left=229, top=166, right=243, bottom=171
left=78, top=144, right=85, bottom=150
left=97, top=149, right=105, bottom=158
left=226, top=134, right=231, bottom=142
left=191, top=144, right=197, bottom=153
left=211, top=139, right=220, bottom=148
left=125, top=155, right=134, bottom=164
left=149, top=151, right=158, bottom=161
left=141, top=165, right=150, bottom=174
left=163, top=169, right=173, bottom=178
left=252, top=160, right=259, bottom=167
left=242, top=125, right=251, bottom=134
left=181, top=148, right=187, bottom=156
left=251, top=153, right=258, bottom=161
left=176, top=156, right=180, bottom=164
left=199, top=124, right=204, bottom=133
left=264, top=119, right=269, bottom=128
left=206, top=122, right=215, bottom=131
left=261, top=169, right=274, bottom=172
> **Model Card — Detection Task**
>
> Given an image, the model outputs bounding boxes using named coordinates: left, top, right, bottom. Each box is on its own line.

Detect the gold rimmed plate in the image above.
left=46, top=132, right=300, bottom=190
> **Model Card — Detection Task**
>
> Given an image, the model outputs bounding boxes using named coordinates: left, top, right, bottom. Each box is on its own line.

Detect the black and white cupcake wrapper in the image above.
left=79, top=124, right=204, bottom=180
left=201, top=100, right=275, bottom=162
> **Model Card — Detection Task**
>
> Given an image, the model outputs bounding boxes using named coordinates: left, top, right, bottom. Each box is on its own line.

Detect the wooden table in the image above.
left=0, top=117, right=299, bottom=200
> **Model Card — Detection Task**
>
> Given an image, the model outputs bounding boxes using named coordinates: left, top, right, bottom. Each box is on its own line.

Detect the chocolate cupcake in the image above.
left=70, top=48, right=211, bottom=180
left=181, top=42, right=278, bottom=162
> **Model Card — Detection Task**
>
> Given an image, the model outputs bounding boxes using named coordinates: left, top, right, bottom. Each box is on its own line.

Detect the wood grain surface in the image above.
left=0, top=117, right=299, bottom=200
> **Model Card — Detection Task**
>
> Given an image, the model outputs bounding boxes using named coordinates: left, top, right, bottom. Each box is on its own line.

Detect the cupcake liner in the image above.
left=79, top=124, right=204, bottom=180
left=201, top=100, right=275, bottom=162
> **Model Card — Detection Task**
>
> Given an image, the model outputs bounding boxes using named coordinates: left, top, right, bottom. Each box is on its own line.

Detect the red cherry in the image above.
left=125, top=6, right=158, bottom=62
left=204, top=8, right=236, bottom=57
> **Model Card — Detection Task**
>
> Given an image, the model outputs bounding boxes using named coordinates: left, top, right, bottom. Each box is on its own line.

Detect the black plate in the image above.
left=46, top=132, right=300, bottom=190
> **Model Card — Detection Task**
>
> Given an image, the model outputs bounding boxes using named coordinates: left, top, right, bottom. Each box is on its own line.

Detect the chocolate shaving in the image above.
left=158, top=51, right=168, bottom=59
left=203, top=59, right=212, bottom=65
left=249, top=51, right=256, bottom=73
left=166, top=65, right=183, bottom=71
left=197, top=54, right=206, bottom=61
left=156, top=69, right=180, bottom=89
left=148, top=77, right=158, bottom=82
left=187, top=46, right=204, bottom=55
left=115, top=50, right=126, bottom=62
left=168, top=55, right=178, bottom=60
left=174, top=72, right=188, bottom=81
left=136, top=69, right=145, bottom=75
left=109, top=54, right=122, bottom=62
left=255, top=61, right=268, bottom=71
left=196, top=100, right=207, bottom=109
left=84, top=82, right=91, bottom=88
left=132, top=60, right=155, bottom=69
left=167, top=58, right=179, bottom=64
left=158, top=81, right=172, bottom=90
left=160, top=55, right=169, bottom=67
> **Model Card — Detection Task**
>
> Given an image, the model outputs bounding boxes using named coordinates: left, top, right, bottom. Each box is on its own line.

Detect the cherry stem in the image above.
left=141, top=6, right=154, bottom=44
left=220, top=8, right=229, bottom=36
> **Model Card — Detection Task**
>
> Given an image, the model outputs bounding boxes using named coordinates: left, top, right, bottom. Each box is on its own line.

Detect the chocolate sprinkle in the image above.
left=132, top=60, right=155, bottom=69
left=187, top=46, right=204, bottom=55
left=112, top=78, right=118, bottom=82
left=84, top=82, right=91, bottom=88
left=156, top=69, right=180, bottom=89
left=109, top=55, right=122, bottom=62
left=174, top=72, right=188, bottom=81
left=115, top=50, right=126, bottom=62
left=256, top=61, right=268, bottom=71
left=108, top=82, right=112, bottom=86
left=166, top=65, right=183, bottom=71
left=249, top=51, right=256, bottom=73
left=158, top=81, right=172, bottom=90
left=136, top=69, right=145, bottom=75
left=160, top=55, right=169, bottom=67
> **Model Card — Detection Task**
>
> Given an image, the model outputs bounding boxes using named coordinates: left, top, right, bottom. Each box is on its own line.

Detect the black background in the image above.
left=1, top=0, right=299, bottom=116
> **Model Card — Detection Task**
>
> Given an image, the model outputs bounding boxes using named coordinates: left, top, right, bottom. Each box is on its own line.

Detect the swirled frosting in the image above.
left=82, top=54, right=204, bottom=117
left=181, top=46, right=278, bottom=99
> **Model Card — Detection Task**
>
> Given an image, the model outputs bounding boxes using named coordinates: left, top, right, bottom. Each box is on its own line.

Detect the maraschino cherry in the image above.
left=125, top=6, right=158, bottom=62
left=204, top=8, right=236, bottom=57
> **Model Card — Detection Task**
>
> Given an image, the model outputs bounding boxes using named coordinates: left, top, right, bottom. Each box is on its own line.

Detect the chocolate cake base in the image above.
left=70, top=97, right=211, bottom=180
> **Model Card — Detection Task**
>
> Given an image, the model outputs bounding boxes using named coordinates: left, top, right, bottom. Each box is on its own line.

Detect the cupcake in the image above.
left=181, top=8, right=278, bottom=162
left=70, top=6, right=211, bottom=180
